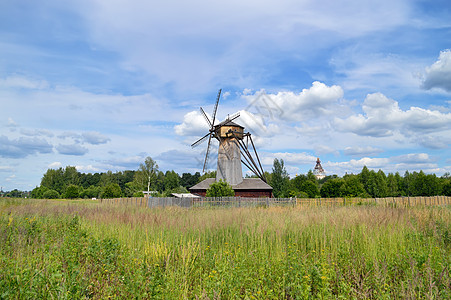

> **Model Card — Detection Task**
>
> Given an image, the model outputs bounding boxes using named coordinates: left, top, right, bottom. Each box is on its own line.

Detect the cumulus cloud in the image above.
left=20, top=128, right=54, bottom=138
left=0, top=136, right=53, bottom=158
left=394, top=153, right=432, bottom=164
left=103, top=153, right=148, bottom=169
left=343, top=146, right=383, bottom=157
left=48, top=162, right=62, bottom=169
left=174, top=110, right=210, bottom=136
left=76, top=165, right=101, bottom=173
left=81, top=131, right=110, bottom=145
left=244, top=82, right=344, bottom=122
left=327, top=157, right=391, bottom=173
left=6, top=118, right=18, bottom=128
left=324, top=153, right=438, bottom=175
left=56, top=144, right=89, bottom=156
left=262, top=152, right=317, bottom=166
left=334, top=92, right=451, bottom=143
left=422, top=49, right=451, bottom=92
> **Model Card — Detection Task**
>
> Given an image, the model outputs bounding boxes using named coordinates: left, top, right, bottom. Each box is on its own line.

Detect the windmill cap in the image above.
left=215, top=120, right=244, bottom=128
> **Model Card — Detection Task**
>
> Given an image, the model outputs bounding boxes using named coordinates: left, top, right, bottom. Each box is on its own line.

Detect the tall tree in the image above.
left=164, top=170, right=180, bottom=191
left=133, top=156, right=159, bottom=193
left=41, top=168, right=65, bottom=194
left=270, top=158, right=290, bottom=198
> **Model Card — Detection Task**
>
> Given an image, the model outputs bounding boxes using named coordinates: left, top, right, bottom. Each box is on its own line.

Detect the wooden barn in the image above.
left=189, top=178, right=273, bottom=198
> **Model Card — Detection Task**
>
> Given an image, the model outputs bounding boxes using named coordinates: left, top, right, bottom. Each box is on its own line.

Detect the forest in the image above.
left=3, top=157, right=451, bottom=199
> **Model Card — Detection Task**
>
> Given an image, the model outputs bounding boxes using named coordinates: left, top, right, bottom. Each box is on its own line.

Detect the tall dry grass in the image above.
left=1, top=199, right=450, bottom=299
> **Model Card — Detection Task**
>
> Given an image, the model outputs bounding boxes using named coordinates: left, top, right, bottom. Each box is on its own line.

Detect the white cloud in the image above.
left=0, top=136, right=53, bottom=158
left=334, top=92, right=451, bottom=145
left=0, top=166, right=14, bottom=172
left=7, top=118, right=19, bottom=128
left=48, top=162, right=62, bottom=169
left=0, top=75, right=49, bottom=90
left=81, top=131, right=110, bottom=145
left=20, top=128, right=54, bottom=138
left=75, top=1, right=412, bottom=93
left=243, top=82, right=344, bottom=122
left=262, top=152, right=317, bottom=166
left=56, top=144, right=89, bottom=156
left=422, top=49, right=451, bottom=92
left=76, top=164, right=101, bottom=173
left=174, top=111, right=210, bottom=137
left=343, top=146, right=383, bottom=157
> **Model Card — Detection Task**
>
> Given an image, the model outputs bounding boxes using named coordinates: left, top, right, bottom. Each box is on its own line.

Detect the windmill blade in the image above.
left=211, top=89, right=221, bottom=127
left=191, top=132, right=211, bottom=148
left=228, top=111, right=240, bottom=122
left=203, top=134, right=213, bottom=173
left=200, top=107, right=212, bottom=128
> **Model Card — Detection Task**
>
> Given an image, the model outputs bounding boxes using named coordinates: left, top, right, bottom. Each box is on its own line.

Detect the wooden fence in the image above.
left=100, top=196, right=451, bottom=209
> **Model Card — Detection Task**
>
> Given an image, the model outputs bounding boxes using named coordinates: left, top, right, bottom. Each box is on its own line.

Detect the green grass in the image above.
left=1, top=199, right=450, bottom=299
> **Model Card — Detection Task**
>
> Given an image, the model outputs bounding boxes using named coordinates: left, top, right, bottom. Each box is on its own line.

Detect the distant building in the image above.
left=171, top=193, right=200, bottom=198
left=313, top=158, right=326, bottom=180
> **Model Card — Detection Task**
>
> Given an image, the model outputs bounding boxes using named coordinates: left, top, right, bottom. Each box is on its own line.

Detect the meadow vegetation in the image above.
left=1, top=198, right=450, bottom=299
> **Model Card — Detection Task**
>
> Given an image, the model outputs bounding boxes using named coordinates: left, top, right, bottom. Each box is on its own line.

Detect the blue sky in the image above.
left=1, top=0, right=451, bottom=191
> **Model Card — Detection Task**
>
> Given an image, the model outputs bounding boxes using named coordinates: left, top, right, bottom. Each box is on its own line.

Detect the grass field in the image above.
left=1, top=198, right=450, bottom=299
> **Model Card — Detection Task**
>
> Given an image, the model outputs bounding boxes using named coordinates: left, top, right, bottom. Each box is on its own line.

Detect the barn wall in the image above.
left=190, top=189, right=272, bottom=198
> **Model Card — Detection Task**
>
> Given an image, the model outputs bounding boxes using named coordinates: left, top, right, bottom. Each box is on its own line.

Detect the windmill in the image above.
left=191, top=89, right=267, bottom=185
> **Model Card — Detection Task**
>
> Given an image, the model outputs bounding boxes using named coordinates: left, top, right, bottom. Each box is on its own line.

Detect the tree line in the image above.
left=270, top=158, right=451, bottom=198
left=29, top=157, right=217, bottom=199
left=2, top=156, right=449, bottom=199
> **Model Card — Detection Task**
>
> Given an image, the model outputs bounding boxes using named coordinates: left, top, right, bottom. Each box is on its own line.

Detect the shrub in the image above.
left=102, top=183, right=122, bottom=198
left=65, top=184, right=80, bottom=199
left=206, top=180, right=235, bottom=197
left=42, top=189, right=60, bottom=199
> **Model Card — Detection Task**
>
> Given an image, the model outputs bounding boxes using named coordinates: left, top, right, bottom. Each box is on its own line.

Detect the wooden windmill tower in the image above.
left=190, top=89, right=271, bottom=197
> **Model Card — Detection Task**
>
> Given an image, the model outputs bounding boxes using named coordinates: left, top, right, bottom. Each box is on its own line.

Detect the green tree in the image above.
left=102, top=183, right=122, bottom=198
left=99, top=170, right=118, bottom=187
left=41, top=168, right=65, bottom=194
left=198, top=171, right=216, bottom=183
left=340, top=174, right=367, bottom=197
left=31, top=186, right=49, bottom=199
left=386, top=173, right=400, bottom=196
left=320, top=178, right=344, bottom=198
left=366, top=170, right=388, bottom=197
left=442, top=179, right=451, bottom=196
left=132, top=157, right=159, bottom=194
left=300, top=180, right=319, bottom=198
left=180, top=172, right=200, bottom=188
left=359, top=166, right=371, bottom=192
left=270, top=158, right=290, bottom=198
left=65, top=184, right=80, bottom=199
left=164, top=170, right=180, bottom=191
left=63, top=166, right=80, bottom=186
left=43, top=189, right=60, bottom=199
left=412, top=171, right=440, bottom=196
left=79, top=185, right=101, bottom=199
left=206, top=180, right=235, bottom=197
